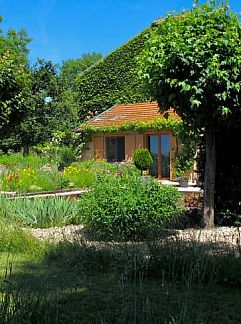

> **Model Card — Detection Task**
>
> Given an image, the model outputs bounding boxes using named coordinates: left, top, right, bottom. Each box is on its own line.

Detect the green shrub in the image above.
left=132, top=148, right=153, bottom=174
left=58, top=146, right=76, bottom=168
left=78, top=174, right=183, bottom=240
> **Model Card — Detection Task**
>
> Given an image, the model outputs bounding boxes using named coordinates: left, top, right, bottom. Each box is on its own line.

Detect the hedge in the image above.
left=76, top=26, right=156, bottom=119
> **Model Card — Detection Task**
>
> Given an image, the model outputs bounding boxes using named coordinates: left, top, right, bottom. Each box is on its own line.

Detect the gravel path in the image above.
left=29, top=224, right=84, bottom=243
left=29, top=225, right=241, bottom=249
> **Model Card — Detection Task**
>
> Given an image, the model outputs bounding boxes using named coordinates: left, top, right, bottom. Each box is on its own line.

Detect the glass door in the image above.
left=149, top=135, right=158, bottom=177
left=148, top=134, right=171, bottom=178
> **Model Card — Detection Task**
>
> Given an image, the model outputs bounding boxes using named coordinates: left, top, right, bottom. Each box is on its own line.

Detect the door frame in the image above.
left=146, top=132, right=172, bottom=179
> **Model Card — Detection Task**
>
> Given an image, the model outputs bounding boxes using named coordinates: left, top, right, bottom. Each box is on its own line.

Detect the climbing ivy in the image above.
left=78, top=117, right=182, bottom=135
left=76, top=27, right=155, bottom=119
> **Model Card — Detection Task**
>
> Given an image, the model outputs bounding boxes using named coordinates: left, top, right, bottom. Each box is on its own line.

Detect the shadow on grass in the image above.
left=1, top=235, right=241, bottom=323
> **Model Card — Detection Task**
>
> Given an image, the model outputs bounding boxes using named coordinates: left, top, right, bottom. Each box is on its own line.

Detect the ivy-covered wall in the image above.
left=77, top=27, right=155, bottom=119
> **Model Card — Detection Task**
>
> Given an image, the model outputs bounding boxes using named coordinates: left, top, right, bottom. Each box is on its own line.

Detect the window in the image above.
left=106, top=137, right=125, bottom=162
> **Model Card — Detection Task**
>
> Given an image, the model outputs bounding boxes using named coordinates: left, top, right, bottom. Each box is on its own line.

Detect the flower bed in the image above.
left=0, top=154, right=138, bottom=193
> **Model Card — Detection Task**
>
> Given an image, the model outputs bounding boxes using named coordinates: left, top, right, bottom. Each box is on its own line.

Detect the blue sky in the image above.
left=0, top=0, right=240, bottom=65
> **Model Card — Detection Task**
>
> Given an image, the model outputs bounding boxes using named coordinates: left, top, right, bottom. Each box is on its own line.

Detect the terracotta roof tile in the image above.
left=78, top=102, right=179, bottom=130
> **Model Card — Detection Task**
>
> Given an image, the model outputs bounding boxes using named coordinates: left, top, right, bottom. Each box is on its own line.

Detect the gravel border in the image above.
left=29, top=225, right=241, bottom=249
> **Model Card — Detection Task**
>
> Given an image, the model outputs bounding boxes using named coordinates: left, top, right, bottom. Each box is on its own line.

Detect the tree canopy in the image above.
left=0, top=16, right=101, bottom=153
left=0, top=16, right=31, bottom=139
left=138, top=0, right=241, bottom=227
left=139, top=1, right=241, bottom=127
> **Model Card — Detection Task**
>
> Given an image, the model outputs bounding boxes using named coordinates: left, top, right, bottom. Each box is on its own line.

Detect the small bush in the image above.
left=78, top=174, right=183, bottom=240
left=58, top=146, right=76, bottom=169
left=132, top=148, right=153, bottom=174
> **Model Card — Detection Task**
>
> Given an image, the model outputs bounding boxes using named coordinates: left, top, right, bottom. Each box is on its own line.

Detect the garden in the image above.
left=0, top=152, right=241, bottom=323
left=1, top=0, right=241, bottom=321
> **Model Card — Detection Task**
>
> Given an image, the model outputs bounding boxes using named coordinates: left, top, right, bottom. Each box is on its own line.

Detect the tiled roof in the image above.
left=77, top=102, right=179, bottom=130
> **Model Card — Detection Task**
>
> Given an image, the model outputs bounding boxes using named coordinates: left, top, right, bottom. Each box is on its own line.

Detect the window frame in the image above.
left=105, top=135, right=125, bottom=162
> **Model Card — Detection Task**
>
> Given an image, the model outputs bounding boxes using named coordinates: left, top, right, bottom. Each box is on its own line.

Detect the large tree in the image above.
left=21, top=59, right=60, bottom=153
left=138, top=1, right=241, bottom=227
left=0, top=16, right=31, bottom=148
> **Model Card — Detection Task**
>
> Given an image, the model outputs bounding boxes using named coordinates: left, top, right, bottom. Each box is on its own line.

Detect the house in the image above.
left=76, top=101, right=181, bottom=180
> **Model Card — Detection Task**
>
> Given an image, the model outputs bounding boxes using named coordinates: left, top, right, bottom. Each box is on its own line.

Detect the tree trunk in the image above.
left=203, top=127, right=216, bottom=228
left=23, top=146, right=30, bottom=156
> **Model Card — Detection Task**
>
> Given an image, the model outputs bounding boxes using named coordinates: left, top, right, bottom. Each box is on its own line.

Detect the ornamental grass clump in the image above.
left=0, top=196, right=79, bottom=228
left=78, top=174, right=183, bottom=241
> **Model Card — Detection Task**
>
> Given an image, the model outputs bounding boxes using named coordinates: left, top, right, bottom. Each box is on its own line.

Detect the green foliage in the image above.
left=76, top=28, right=153, bottom=118
left=0, top=153, right=139, bottom=192
left=58, top=146, right=76, bottom=167
left=0, top=20, right=31, bottom=147
left=0, top=153, right=59, bottom=192
left=21, top=59, right=60, bottom=149
left=61, top=163, right=95, bottom=189
left=61, top=160, right=139, bottom=189
left=0, top=196, right=78, bottom=228
left=53, top=89, right=80, bottom=133
left=138, top=1, right=241, bottom=129
left=0, top=57, right=61, bottom=152
left=80, top=116, right=182, bottom=134
left=138, top=1, right=241, bottom=225
left=0, top=152, right=49, bottom=169
left=78, top=174, right=183, bottom=241
left=1, top=164, right=60, bottom=193
left=174, top=142, right=196, bottom=178
left=60, top=52, right=102, bottom=91
left=0, top=218, right=41, bottom=253
left=57, top=53, right=104, bottom=138
left=132, top=148, right=153, bottom=172
left=33, top=131, right=81, bottom=162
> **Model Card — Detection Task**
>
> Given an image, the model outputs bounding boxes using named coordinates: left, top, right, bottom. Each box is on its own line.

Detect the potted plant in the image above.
left=132, top=148, right=153, bottom=179
left=177, top=172, right=189, bottom=187
left=174, top=153, right=194, bottom=187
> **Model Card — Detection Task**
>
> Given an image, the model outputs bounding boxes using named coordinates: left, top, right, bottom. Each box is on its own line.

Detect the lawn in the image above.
left=1, top=238, right=241, bottom=324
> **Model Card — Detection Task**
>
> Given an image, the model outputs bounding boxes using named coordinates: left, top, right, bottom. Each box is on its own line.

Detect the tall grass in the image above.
left=0, top=196, right=79, bottom=228
left=0, top=219, right=43, bottom=255
left=0, top=237, right=241, bottom=323
left=0, top=264, right=57, bottom=324
left=0, top=153, right=49, bottom=170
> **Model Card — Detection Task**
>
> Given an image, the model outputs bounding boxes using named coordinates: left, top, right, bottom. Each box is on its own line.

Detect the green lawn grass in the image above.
left=0, top=238, right=241, bottom=324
